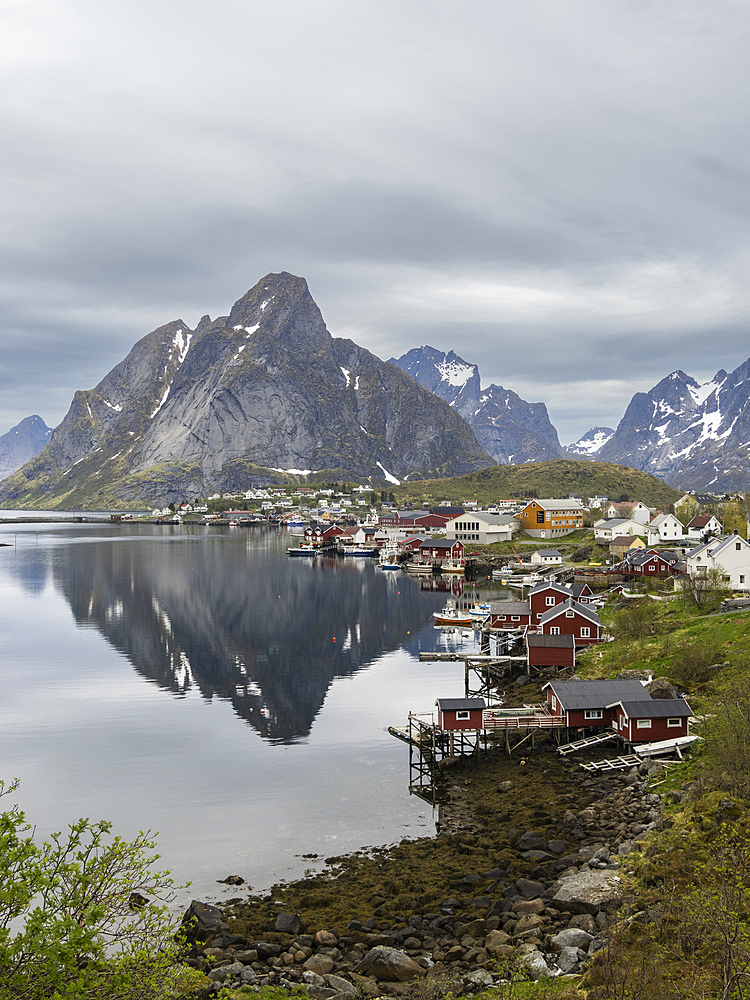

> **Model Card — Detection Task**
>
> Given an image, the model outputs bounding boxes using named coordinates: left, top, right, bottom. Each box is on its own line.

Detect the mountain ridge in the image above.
left=389, top=345, right=563, bottom=465
left=0, top=273, right=493, bottom=508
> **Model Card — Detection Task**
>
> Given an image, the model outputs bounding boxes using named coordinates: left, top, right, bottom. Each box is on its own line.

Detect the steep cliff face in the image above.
left=0, top=273, right=492, bottom=507
left=390, top=346, right=563, bottom=465
left=0, top=415, right=51, bottom=481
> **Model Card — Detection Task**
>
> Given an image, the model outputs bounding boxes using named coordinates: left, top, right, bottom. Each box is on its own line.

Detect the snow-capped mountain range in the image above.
left=389, top=346, right=563, bottom=465
left=572, top=364, right=750, bottom=490
left=5, top=282, right=750, bottom=496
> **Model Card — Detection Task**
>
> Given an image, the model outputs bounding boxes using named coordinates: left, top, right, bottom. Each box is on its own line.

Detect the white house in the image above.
left=594, top=517, right=646, bottom=542
left=686, top=514, right=723, bottom=541
left=530, top=549, right=563, bottom=566
left=686, top=534, right=750, bottom=592
left=647, top=512, right=684, bottom=545
left=606, top=501, right=651, bottom=524
left=446, top=512, right=519, bottom=544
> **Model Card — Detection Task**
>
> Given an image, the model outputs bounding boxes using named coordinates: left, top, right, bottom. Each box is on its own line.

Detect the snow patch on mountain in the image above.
left=436, top=359, right=474, bottom=388
left=567, top=427, right=615, bottom=457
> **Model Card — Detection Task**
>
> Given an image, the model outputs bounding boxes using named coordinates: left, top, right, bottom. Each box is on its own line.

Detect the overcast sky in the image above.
left=2, top=0, right=750, bottom=446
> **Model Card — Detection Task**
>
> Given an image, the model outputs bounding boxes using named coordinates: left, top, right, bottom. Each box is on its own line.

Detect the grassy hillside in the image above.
left=395, top=459, right=683, bottom=508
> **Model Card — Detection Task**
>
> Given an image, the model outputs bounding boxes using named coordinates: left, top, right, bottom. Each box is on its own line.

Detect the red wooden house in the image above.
left=623, top=549, right=680, bottom=576
left=608, top=698, right=692, bottom=743
left=488, top=600, right=531, bottom=629
left=527, top=633, right=576, bottom=671
left=399, top=534, right=428, bottom=552
left=436, top=697, right=485, bottom=730
left=417, top=538, right=465, bottom=563
left=543, top=678, right=650, bottom=730
left=538, top=598, right=602, bottom=645
left=529, top=582, right=575, bottom=622
left=569, top=581, right=594, bottom=603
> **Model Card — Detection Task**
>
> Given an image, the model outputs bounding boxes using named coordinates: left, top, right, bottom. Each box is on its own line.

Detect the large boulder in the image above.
left=552, top=870, right=622, bottom=914
left=354, top=946, right=425, bottom=982
left=551, top=927, right=594, bottom=951
left=181, top=900, right=229, bottom=941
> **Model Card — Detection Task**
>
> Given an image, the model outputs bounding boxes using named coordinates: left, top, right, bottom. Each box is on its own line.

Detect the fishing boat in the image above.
left=433, top=603, right=474, bottom=627
left=343, top=546, right=378, bottom=557
left=378, top=542, right=401, bottom=570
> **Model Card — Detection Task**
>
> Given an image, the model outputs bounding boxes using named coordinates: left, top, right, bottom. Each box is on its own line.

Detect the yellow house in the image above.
left=516, top=499, right=584, bottom=538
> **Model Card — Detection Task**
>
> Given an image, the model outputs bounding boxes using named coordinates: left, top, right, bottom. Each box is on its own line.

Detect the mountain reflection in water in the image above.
left=50, top=531, right=438, bottom=743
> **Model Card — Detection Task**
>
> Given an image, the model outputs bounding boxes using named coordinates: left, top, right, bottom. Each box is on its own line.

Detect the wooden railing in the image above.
left=482, top=706, right=566, bottom=730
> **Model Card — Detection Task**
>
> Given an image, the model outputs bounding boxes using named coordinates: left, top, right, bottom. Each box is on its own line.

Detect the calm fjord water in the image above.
left=0, top=522, right=479, bottom=905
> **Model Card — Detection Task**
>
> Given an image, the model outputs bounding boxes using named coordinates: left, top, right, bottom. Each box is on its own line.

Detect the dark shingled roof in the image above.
left=489, top=601, right=530, bottom=615
left=527, top=634, right=576, bottom=648
left=436, top=698, right=486, bottom=711
left=544, top=678, right=648, bottom=710
left=609, top=698, right=692, bottom=718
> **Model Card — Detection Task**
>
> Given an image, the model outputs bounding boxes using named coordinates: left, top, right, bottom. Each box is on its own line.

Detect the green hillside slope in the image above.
left=393, top=459, right=683, bottom=508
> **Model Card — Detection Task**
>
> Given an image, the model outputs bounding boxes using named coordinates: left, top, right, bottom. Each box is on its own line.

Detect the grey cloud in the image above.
left=3, top=0, right=750, bottom=447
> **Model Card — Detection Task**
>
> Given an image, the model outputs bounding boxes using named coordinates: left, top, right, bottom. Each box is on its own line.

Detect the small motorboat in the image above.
left=287, top=543, right=318, bottom=557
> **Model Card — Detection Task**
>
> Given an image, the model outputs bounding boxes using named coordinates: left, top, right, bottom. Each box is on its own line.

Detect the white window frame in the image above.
left=546, top=596, right=555, bottom=606
left=636, top=719, right=652, bottom=729
left=580, top=626, right=591, bottom=638
left=566, top=610, right=574, bottom=617
left=550, top=626, right=561, bottom=635
left=667, top=717, right=682, bottom=728
left=584, top=709, right=603, bottom=720
left=455, top=710, right=470, bottom=721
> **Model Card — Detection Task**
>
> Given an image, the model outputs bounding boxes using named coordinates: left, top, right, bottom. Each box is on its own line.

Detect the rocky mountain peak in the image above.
left=226, top=272, right=330, bottom=354
left=0, top=274, right=493, bottom=506
left=0, top=415, right=52, bottom=482
left=389, top=345, right=562, bottom=465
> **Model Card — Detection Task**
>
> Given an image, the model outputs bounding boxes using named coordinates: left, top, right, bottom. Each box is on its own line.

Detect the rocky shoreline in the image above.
left=181, top=745, right=672, bottom=995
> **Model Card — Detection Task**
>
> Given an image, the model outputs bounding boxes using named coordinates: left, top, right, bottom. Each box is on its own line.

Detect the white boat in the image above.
left=634, top=734, right=701, bottom=758
left=379, top=543, right=401, bottom=570
left=433, top=603, right=474, bottom=627
left=467, top=602, right=491, bottom=620
left=343, top=546, right=378, bottom=557
left=288, top=543, right=318, bottom=557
